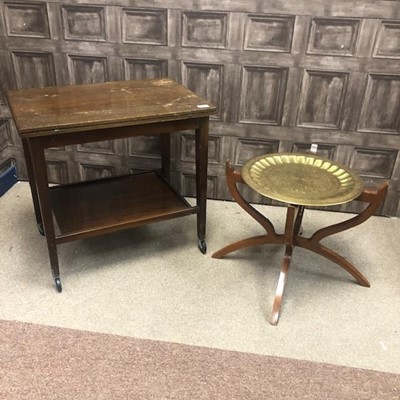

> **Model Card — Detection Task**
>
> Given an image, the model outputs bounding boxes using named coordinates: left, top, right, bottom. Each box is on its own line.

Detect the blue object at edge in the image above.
left=0, top=165, right=18, bottom=197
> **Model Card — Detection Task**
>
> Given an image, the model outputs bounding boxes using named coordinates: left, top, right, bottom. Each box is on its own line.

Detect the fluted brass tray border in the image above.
left=242, top=152, right=364, bottom=206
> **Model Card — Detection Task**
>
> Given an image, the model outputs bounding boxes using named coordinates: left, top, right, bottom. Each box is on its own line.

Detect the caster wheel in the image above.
left=198, top=239, right=207, bottom=254
left=38, top=223, right=45, bottom=236
left=55, top=277, right=62, bottom=293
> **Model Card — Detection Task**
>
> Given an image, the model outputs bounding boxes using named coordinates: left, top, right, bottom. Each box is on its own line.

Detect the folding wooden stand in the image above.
left=212, top=161, right=388, bottom=325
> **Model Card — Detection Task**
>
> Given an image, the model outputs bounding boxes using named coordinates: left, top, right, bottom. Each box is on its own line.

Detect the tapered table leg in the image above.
left=270, top=205, right=298, bottom=325
left=29, top=138, right=62, bottom=292
left=22, top=137, right=43, bottom=233
left=195, top=118, right=209, bottom=254
left=270, top=245, right=293, bottom=325
left=161, top=132, right=171, bottom=182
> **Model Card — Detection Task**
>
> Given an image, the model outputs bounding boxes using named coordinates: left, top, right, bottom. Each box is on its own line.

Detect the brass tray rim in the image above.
left=241, top=152, right=364, bottom=207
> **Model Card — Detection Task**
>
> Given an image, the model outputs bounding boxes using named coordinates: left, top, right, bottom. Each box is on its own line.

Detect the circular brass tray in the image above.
left=242, top=153, right=364, bottom=206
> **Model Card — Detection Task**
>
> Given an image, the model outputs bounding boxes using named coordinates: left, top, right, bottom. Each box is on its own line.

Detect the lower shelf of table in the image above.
left=49, top=172, right=197, bottom=243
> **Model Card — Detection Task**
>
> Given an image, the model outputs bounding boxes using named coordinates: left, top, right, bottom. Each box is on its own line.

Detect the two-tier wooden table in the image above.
left=7, top=78, right=216, bottom=292
left=212, top=153, right=388, bottom=325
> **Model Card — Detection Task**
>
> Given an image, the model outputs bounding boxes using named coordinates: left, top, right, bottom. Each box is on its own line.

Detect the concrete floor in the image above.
left=1, top=182, right=399, bottom=373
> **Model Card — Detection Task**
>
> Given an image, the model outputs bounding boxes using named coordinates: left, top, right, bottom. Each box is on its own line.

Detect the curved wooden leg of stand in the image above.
left=212, top=160, right=282, bottom=259
left=212, top=235, right=269, bottom=259
left=294, top=182, right=387, bottom=287
left=270, top=245, right=293, bottom=325
left=223, top=160, right=279, bottom=235
left=309, top=182, right=388, bottom=245
left=296, top=238, right=370, bottom=287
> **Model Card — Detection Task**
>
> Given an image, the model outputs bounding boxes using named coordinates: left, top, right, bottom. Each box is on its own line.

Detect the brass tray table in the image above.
left=212, top=153, right=388, bottom=325
left=7, top=78, right=216, bottom=292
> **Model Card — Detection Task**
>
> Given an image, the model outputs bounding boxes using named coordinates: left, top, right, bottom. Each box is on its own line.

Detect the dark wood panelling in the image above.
left=0, top=119, right=10, bottom=151
left=78, top=140, right=116, bottom=155
left=357, top=74, right=400, bottom=134
left=297, top=70, right=348, bottom=129
left=181, top=134, right=221, bottom=164
left=239, top=66, right=287, bottom=125
left=55, top=0, right=400, bottom=19
left=307, top=18, right=360, bottom=56
left=0, top=147, right=12, bottom=169
left=124, top=58, right=168, bottom=80
left=373, top=21, right=400, bottom=59
left=182, top=11, right=228, bottom=49
left=46, top=160, right=69, bottom=184
left=128, top=158, right=162, bottom=175
left=79, top=163, right=115, bottom=181
left=181, top=173, right=218, bottom=199
left=4, top=2, right=50, bottom=38
left=234, top=139, right=279, bottom=166
left=61, top=5, right=107, bottom=42
left=2, top=0, right=400, bottom=216
left=128, top=136, right=161, bottom=158
left=121, top=8, right=167, bottom=45
left=291, top=142, right=337, bottom=160
left=11, top=52, right=56, bottom=89
left=5, top=118, right=20, bottom=147
left=182, top=62, right=224, bottom=120
left=349, top=147, right=398, bottom=179
left=67, top=55, right=108, bottom=84
left=244, top=14, right=294, bottom=52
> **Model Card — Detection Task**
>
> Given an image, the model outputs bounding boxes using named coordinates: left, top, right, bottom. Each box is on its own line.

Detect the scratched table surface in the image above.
left=7, top=78, right=215, bottom=136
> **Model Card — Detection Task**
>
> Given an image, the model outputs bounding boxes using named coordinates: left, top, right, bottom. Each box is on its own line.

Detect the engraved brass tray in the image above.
left=242, top=153, right=364, bottom=206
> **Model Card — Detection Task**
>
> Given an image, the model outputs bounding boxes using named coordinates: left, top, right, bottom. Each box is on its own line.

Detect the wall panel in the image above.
left=182, top=62, right=224, bottom=120
left=182, top=11, right=228, bottom=49
left=121, top=8, right=167, bottom=45
left=373, top=21, right=400, bottom=59
left=11, top=51, right=56, bottom=89
left=239, top=66, right=288, bottom=125
left=124, top=58, right=168, bottom=80
left=244, top=14, right=294, bottom=52
left=67, top=55, right=108, bottom=84
left=297, top=70, right=348, bottom=129
left=1, top=0, right=400, bottom=215
left=4, top=2, right=50, bottom=38
left=307, top=18, right=360, bottom=56
left=357, top=74, right=400, bottom=134
left=61, top=5, right=107, bottom=41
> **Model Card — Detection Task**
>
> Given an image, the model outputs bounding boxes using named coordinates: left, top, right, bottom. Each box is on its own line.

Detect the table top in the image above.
left=241, top=152, right=364, bottom=207
left=7, top=78, right=216, bottom=136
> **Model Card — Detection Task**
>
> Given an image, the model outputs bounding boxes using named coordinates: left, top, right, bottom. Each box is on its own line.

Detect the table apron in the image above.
left=25, top=118, right=204, bottom=148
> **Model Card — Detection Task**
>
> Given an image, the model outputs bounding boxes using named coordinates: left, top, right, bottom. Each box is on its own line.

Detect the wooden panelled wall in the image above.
left=1, top=0, right=400, bottom=216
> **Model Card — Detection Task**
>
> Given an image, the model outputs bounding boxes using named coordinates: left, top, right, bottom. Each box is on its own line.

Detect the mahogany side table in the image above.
left=212, top=153, right=388, bottom=325
left=7, top=78, right=216, bottom=292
